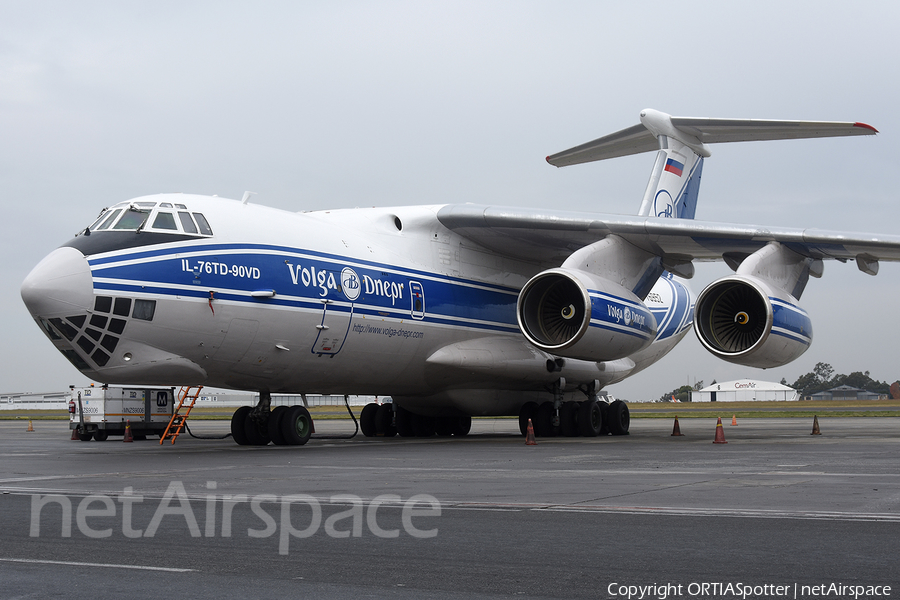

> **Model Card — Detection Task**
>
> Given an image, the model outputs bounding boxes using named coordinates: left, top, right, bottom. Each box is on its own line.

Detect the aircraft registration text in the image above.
left=181, top=259, right=261, bottom=279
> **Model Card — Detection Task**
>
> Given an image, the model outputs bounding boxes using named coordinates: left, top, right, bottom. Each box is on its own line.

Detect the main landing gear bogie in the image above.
left=230, top=404, right=313, bottom=447
left=360, top=403, right=471, bottom=439
left=519, top=398, right=629, bottom=438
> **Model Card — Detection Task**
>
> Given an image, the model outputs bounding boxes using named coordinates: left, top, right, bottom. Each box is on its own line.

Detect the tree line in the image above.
left=781, top=362, right=893, bottom=397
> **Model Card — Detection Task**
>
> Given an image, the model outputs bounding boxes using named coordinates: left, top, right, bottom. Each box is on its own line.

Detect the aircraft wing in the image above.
left=436, top=204, right=900, bottom=272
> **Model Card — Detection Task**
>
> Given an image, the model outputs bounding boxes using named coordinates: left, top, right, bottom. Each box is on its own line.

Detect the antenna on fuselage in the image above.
left=241, top=191, right=257, bottom=205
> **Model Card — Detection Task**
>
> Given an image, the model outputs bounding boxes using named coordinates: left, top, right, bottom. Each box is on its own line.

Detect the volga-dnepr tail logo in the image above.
left=341, top=267, right=361, bottom=301
left=654, top=189, right=676, bottom=218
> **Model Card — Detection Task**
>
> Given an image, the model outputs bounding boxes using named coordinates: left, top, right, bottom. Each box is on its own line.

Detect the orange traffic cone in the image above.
left=671, top=416, right=685, bottom=436
left=525, top=418, right=537, bottom=445
left=713, top=417, right=727, bottom=444
left=71, top=427, right=79, bottom=440
left=811, top=415, right=821, bottom=435
left=26, top=420, right=34, bottom=432
left=731, top=414, right=737, bottom=426
left=123, top=420, right=134, bottom=442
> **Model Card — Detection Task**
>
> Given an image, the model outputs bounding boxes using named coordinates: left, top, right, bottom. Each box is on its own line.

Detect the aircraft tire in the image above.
left=360, top=403, right=379, bottom=437
left=434, top=418, right=454, bottom=436
left=244, top=413, right=270, bottom=446
left=411, top=414, right=435, bottom=437
left=395, top=406, right=415, bottom=437
left=268, top=406, right=290, bottom=445
left=375, top=404, right=396, bottom=437
left=451, top=415, right=471, bottom=436
left=93, top=429, right=109, bottom=442
left=282, top=405, right=313, bottom=446
left=559, top=401, right=580, bottom=437
left=598, top=402, right=611, bottom=435
left=231, top=406, right=252, bottom=445
left=518, top=401, right=538, bottom=436
left=608, top=400, right=630, bottom=435
left=577, top=400, right=602, bottom=437
left=534, top=402, right=557, bottom=437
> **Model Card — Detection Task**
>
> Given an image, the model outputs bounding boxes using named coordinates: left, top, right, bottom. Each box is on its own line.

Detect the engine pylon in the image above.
left=713, top=417, right=727, bottom=444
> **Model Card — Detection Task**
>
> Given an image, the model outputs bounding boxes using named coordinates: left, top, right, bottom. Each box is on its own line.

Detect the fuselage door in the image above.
left=410, top=280, right=425, bottom=320
left=213, top=318, right=259, bottom=362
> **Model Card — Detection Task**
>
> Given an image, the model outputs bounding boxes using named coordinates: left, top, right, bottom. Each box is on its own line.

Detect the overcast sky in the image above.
left=3, top=1, right=899, bottom=400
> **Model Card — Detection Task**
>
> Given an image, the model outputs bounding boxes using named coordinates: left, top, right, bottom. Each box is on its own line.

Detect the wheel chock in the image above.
left=811, top=415, right=821, bottom=435
left=713, top=417, right=727, bottom=444
left=525, top=418, right=537, bottom=445
left=731, top=414, right=737, bottom=426
left=671, top=416, right=685, bottom=436
left=123, top=420, right=134, bottom=442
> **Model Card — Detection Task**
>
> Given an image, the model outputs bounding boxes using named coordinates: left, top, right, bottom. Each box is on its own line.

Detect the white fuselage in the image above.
left=21, top=194, right=693, bottom=416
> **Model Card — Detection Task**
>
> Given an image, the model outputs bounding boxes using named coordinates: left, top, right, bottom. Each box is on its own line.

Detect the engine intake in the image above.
left=517, top=268, right=656, bottom=362
left=694, top=275, right=811, bottom=368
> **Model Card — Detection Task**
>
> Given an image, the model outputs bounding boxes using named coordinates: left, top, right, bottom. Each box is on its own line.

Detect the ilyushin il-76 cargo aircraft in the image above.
left=21, top=109, right=900, bottom=446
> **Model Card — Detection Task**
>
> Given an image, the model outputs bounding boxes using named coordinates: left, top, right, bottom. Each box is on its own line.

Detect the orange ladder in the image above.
left=160, top=386, right=203, bottom=444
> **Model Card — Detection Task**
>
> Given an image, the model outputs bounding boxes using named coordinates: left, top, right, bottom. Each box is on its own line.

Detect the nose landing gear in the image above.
left=230, top=391, right=313, bottom=446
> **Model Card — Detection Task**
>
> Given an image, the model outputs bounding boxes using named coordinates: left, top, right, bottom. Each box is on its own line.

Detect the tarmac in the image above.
left=1, top=416, right=898, bottom=599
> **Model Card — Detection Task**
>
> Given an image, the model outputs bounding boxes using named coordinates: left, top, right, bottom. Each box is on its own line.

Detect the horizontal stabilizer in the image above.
left=547, top=123, right=657, bottom=165
left=547, top=110, right=878, bottom=167
left=671, top=117, right=877, bottom=144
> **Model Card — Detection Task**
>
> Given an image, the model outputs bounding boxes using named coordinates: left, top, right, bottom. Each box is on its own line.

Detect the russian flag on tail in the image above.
left=664, top=158, right=684, bottom=177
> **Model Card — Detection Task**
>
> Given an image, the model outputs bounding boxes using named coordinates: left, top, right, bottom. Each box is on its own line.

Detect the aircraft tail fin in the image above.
left=546, top=109, right=877, bottom=220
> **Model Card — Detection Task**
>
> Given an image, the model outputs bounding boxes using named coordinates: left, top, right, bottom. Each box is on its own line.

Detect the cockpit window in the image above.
left=94, top=209, right=122, bottom=231
left=152, top=212, right=178, bottom=230
left=178, top=211, right=198, bottom=234
left=193, top=213, right=213, bottom=236
left=80, top=201, right=214, bottom=238
left=88, top=209, right=110, bottom=230
left=112, top=207, right=150, bottom=230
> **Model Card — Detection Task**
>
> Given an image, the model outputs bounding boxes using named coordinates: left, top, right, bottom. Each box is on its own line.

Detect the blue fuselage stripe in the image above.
left=89, top=243, right=693, bottom=343
left=90, top=245, right=521, bottom=334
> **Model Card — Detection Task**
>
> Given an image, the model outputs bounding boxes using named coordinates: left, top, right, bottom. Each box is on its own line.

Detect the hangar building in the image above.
left=692, top=379, right=798, bottom=402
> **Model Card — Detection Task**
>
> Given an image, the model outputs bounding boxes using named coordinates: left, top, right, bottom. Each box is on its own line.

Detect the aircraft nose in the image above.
left=21, top=247, right=94, bottom=318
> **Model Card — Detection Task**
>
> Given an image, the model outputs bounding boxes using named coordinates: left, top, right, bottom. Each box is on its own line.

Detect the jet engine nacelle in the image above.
left=694, top=275, right=812, bottom=369
left=517, top=268, right=657, bottom=362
